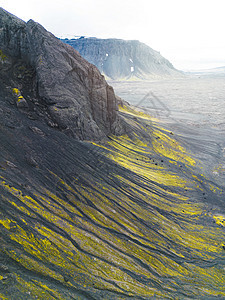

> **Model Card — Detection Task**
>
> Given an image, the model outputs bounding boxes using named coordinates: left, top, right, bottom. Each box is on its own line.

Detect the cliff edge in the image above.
left=0, top=8, right=122, bottom=140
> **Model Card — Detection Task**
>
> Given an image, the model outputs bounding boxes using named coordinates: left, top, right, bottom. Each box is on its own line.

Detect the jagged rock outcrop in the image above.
left=0, top=8, right=122, bottom=140
left=61, top=37, right=183, bottom=80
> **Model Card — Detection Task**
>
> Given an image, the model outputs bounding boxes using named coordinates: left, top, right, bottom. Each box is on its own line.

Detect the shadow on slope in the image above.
left=0, top=105, right=225, bottom=299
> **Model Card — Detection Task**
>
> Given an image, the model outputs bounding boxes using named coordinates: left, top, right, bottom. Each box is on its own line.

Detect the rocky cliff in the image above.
left=61, top=37, right=182, bottom=80
left=0, top=8, right=122, bottom=140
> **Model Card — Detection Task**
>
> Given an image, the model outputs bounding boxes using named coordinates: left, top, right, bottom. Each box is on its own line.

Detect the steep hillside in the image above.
left=0, top=8, right=122, bottom=140
left=0, top=8, right=225, bottom=300
left=61, top=38, right=183, bottom=80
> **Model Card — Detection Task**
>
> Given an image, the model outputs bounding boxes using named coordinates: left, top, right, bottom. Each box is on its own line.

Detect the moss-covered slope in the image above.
left=0, top=105, right=225, bottom=299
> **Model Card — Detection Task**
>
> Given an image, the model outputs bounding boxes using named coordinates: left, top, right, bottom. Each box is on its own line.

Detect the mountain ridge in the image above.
left=61, top=37, right=183, bottom=80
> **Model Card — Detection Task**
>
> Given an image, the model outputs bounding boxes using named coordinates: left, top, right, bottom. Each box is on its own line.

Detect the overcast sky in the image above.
left=1, top=0, right=225, bottom=70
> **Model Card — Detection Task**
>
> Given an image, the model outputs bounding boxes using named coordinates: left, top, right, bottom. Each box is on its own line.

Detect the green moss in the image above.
left=0, top=105, right=225, bottom=298
left=0, top=218, right=12, bottom=230
left=12, top=88, right=20, bottom=95
left=213, top=215, right=225, bottom=226
left=17, top=96, right=24, bottom=102
left=0, top=50, right=6, bottom=62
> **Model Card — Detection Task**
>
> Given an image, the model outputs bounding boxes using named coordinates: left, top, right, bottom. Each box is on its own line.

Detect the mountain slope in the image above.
left=1, top=101, right=225, bottom=299
left=61, top=38, right=182, bottom=80
left=0, top=8, right=225, bottom=300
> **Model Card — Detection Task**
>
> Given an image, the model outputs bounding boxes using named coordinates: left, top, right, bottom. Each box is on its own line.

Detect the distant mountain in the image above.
left=186, top=66, right=225, bottom=78
left=190, top=66, right=225, bottom=74
left=61, top=37, right=183, bottom=80
left=209, top=66, right=225, bottom=72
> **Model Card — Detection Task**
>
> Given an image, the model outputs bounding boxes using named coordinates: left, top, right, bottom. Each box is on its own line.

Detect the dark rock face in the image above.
left=61, top=38, right=183, bottom=80
left=0, top=8, right=121, bottom=140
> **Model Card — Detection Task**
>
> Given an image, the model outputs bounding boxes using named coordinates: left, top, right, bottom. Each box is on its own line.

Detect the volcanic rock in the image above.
left=0, top=8, right=122, bottom=140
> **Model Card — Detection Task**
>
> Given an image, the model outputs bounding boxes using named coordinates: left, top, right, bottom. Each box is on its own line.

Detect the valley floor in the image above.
left=109, top=74, right=225, bottom=129
left=109, top=74, right=225, bottom=188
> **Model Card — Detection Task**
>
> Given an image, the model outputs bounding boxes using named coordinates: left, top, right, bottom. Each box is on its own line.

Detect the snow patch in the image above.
left=129, top=58, right=133, bottom=63
left=131, top=67, right=134, bottom=72
left=106, top=53, right=108, bottom=57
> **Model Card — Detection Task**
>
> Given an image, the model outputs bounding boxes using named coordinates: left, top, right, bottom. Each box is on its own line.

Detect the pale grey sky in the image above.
left=1, top=0, right=225, bottom=70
